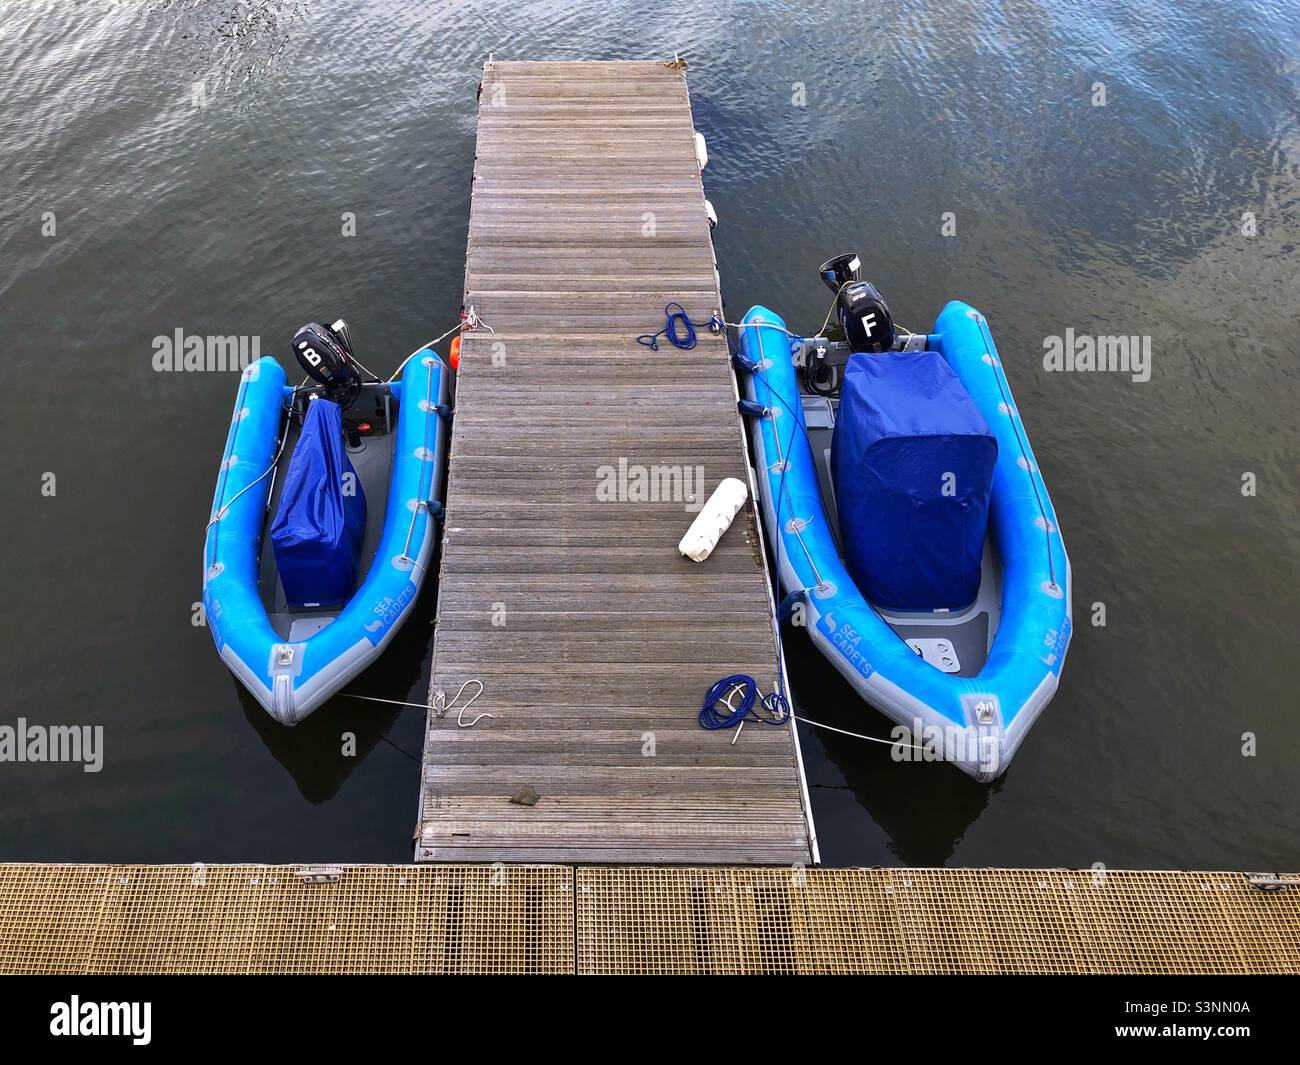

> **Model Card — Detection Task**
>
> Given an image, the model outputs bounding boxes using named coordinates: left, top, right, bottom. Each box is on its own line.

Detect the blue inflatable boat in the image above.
left=202, top=325, right=449, bottom=725
left=737, top=260, right=1071, bottom=780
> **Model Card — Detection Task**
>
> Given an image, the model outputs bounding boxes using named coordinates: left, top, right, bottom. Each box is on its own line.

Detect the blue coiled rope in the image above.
left=698, top=674, right=791, bottom=731
left=637, top=302, right=719, bottom=351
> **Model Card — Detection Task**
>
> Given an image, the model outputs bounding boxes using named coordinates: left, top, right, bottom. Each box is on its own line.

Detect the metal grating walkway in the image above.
left=415, top=59, right=813, bottom=864
left=1, top=864, right=1295, bottom=975
left=0, top=864, right=573, bottom=975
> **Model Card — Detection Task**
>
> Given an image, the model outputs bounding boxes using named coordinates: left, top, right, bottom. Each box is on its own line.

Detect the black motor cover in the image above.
left=292, top=322, right=360, bottom=405
left=837, top=281, right=895, bottom=353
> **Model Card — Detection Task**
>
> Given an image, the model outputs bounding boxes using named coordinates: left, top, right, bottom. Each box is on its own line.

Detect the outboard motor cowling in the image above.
left=817, top=253, right=895, bottom=354
left=293, top=321, right=361, bottom=408
left=837, top=281, right=894, bottom=354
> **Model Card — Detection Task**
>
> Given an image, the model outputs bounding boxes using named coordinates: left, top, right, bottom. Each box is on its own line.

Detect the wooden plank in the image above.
left=416, top=59, right=812, bottom=866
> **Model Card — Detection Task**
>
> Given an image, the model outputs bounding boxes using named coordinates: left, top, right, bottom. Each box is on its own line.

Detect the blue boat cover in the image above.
left=270, top=399, right=366, bottom=607
left=831, top=352, right=997, bottom=611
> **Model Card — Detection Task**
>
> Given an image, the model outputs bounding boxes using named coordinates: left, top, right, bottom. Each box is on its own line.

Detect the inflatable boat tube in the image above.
left=739, top=303, right=1071, bottom=780
left=202, top=351, right=449, bottom=725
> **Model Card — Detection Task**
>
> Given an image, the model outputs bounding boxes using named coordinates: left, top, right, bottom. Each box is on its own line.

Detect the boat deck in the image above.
left=414, top=60, right=815, bottom=864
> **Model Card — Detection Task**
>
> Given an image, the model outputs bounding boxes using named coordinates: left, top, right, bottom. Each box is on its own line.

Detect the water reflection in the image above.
left=785, top=623, right=993, bottom=866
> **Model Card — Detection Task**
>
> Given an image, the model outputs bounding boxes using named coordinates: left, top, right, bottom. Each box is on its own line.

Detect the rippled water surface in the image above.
left=0, top=0, right=1296, bottom=867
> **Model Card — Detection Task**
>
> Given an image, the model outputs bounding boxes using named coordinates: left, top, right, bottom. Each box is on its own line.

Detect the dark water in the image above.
left=1, top=0, right=1296, bottom=868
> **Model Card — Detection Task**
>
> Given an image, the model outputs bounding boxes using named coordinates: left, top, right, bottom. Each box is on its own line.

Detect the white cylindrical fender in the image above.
left=679, top=477, right=748, bottom=562
left=694, top=130, right=709, bottom=170
left=704, top=199, right=717, bottom=229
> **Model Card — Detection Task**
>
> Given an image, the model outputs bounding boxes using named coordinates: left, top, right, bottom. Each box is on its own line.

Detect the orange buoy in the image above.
left=449, top=334, right=461, bottom=370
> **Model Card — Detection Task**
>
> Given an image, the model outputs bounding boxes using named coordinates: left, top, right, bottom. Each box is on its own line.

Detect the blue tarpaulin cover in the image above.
left=270, top=399, right=366, bottom=607
left=831, top=352, right=997, bottom=611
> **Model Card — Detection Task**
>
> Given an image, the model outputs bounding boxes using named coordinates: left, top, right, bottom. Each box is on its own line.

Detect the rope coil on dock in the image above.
left=344, top=678, right=492, bottom=728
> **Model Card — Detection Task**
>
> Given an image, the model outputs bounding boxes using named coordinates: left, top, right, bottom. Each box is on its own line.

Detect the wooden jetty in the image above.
left=414, top=60, right=816, bottom=864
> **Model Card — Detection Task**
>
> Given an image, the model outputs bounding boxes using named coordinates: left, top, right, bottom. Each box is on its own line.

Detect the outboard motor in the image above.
left=818, top=252, right=861, bottom=292
left=292, top=320, right=361, bottom=408
left=818, top=252, right=895, bottom=354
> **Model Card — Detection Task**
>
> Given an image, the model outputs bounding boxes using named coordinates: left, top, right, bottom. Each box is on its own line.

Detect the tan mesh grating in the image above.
left=0, top=864, right=1295, bottom=974
left=0, top=863, right=111, bottom=974
left=574, top=867, right=1300, bottom=975
left=0, top=864, right=572, bottom=975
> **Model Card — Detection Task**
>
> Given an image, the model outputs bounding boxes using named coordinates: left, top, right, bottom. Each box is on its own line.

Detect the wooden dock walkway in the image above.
left=415, top=60, right=815, bottom=864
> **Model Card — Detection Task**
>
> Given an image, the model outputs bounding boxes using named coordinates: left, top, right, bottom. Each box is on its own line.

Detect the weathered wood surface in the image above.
left=416, top=60, right=813, bottom=865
